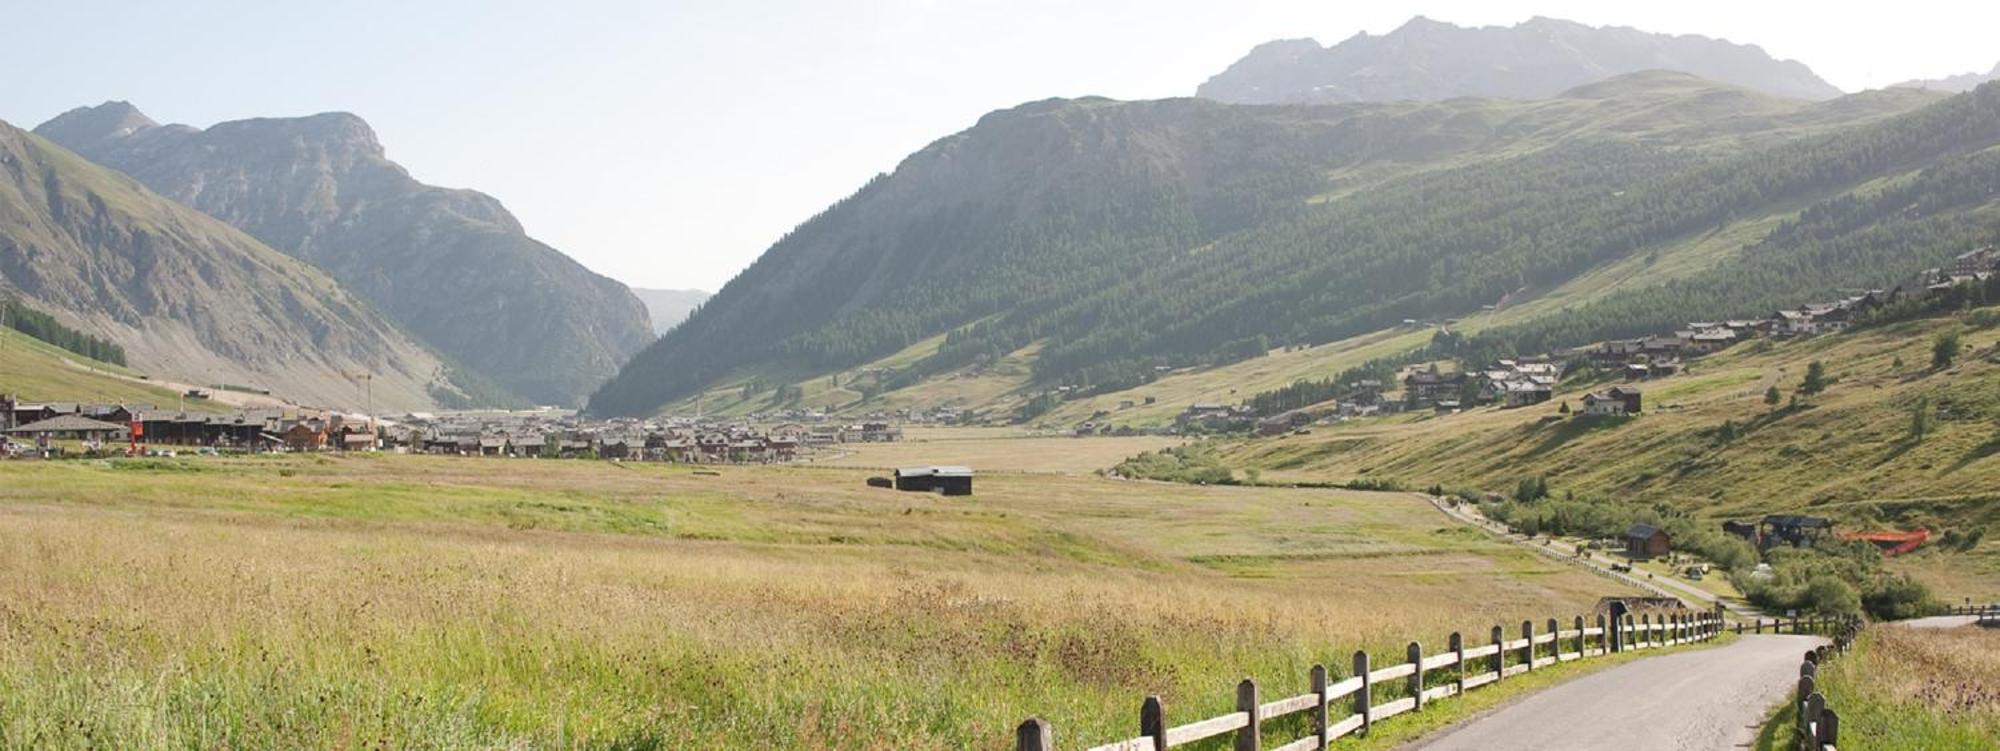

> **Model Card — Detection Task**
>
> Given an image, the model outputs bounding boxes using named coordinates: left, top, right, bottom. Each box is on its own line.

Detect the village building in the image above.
left=1402, top=368, right=1467, bottom=407
left=1759, top=515, right=1834, bottom=549
left=1624, top=523, right=1672, bottom=559
left=893, top=465, right=974, bottom=496
left=5, top=413, right=130, bottom=449
left=1581, top=386, right=1642, bottom=416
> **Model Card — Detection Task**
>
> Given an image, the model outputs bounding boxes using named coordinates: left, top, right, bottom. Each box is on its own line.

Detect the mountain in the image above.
left=1894, top=62, right=2000, bottom=93
left=586, top=73, right=1958, bottom=417
left=630, top=287, right=710, bottom=334
left=0, top=120, right=470, bottom=411
left=1196, top=16, right=1842, bottom=105
left=34, top=103, right=653, bottom=406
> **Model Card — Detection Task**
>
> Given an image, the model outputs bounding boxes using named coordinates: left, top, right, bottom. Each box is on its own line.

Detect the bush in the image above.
left=1804, top=575, right=1862, bottom=616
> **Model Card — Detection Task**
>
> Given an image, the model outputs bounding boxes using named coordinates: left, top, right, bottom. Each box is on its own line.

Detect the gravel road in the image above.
left=1405, top=634, right=1825, bottom=751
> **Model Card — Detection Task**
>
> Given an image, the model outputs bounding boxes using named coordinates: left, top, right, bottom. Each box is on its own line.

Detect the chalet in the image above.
left=1773, top=309, right=1813, bottom=336
left=858, top=421, right=902, bottom=442
left=1640, top=335, right=1687, bottom=356
left=893, top=466, right=974, bottom=496
left=1625, top=523, right=1672, bottom=559
left=1178, top=403, right=1255, bottom=433
left=1950, top=245, right=1999, bottom=277
left=1500, top=380, right=1553, bottom=408
left=1687, top=328, right=1738, bottom=354
left=1760, top=515, right=1834, bottom=549
left=5, top=414, right=129, bottom=447
left=1402, top=369, right=1466, bottom=407
left=279, top=420, right=330, bottom=452
left=1581, top=386, right=1642, bottom=416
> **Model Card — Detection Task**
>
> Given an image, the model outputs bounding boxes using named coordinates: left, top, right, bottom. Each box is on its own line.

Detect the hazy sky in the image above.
left=8, top=1, right=1998, bottom=292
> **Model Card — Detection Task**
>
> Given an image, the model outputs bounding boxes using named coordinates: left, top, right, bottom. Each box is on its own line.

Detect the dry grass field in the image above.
left=814, top=428, right=1186, bottom=474
left=0, top=454, right=1637, bottom=748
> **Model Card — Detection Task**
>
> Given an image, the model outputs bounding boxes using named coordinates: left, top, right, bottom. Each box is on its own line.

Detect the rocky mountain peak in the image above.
left=33, top=101, right=159, bottom=155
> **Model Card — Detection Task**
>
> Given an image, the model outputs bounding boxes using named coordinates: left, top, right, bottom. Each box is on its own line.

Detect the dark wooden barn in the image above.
left=893, top=466, right=974, bottom=496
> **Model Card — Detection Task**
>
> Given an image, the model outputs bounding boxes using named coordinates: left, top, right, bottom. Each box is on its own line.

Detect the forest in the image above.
left=0, top=297, right=126, bottom=366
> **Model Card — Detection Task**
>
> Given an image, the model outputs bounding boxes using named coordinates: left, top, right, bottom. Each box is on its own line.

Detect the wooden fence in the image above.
left=1729, top=614, right=1854, bottom=635
left=1792, top=618, right=1863, bottom=751
left=1942, top=603, right=1999, bottom=625
left=1017, top=609, right=1724, bottom=751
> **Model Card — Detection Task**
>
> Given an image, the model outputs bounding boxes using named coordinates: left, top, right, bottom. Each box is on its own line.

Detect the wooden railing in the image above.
left=1792, top=618, right=1863, bottom=751
left=1730, top=614, right=1850, bottom=635
left=1942, top=603, right=1999, bottom=625
left=1016, top=610, right=1724, bottom=751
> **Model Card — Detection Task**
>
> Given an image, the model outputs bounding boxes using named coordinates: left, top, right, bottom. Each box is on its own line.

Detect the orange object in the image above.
left=1838, top=529, right=1930, bottom=556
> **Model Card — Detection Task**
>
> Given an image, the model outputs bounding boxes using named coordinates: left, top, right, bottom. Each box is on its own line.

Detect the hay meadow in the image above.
left=0, top=453, right=1632, bottom=748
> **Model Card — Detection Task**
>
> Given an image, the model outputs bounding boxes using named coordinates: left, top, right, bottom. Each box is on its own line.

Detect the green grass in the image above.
left=0, top=327, right=216, bottom=410
left=1756, top=624, right=2000, bottom=751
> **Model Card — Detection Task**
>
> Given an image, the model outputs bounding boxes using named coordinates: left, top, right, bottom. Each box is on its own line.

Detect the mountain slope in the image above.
left=631, top=287, right=710, bottom=334
left=35, top=103, right=653, bottom=406
left=0, top=121, right=463, bottom=411
left=588, top=75, right=1942, bottom=417
left=1197, top=16, right=1841, bottom=105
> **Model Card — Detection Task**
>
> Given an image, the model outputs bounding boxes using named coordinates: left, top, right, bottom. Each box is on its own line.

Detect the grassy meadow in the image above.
left=1758, top=623, right=2000, bottom=751
left=0, top=453, right=1638, bottom=749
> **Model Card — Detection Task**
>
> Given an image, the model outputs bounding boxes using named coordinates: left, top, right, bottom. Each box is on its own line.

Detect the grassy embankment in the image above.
left=0, top=453, right=1642, bottom=748
left=1757, top=623, right=2000, bottom=751
left=0, top=326, right=214, bottom=410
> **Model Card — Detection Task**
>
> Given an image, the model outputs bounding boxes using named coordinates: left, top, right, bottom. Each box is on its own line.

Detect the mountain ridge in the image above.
left=1197, top=16, right=1842, bottom=105
left=0, top=120, right=465, bottom=411
left=35, top=102, right=653, bottom=406
left=586, top=74, right=1948, bottom=417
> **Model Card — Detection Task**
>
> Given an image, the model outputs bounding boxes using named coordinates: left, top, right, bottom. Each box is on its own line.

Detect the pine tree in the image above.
left=1764, top=385, right=1781, bottom=406
left=1800, top=361, right=1829, bottom=396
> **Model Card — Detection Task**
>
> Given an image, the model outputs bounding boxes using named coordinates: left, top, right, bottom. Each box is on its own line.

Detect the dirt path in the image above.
left=1406, top=634, right=1825, bottom=751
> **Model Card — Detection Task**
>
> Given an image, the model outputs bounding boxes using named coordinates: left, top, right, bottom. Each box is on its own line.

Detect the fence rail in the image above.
left=1942, top=603, right=1999, bottom=625
left=1729, top=614, right=1852, bottom=636
left=1793, top=618, right=1864, bottom=751
left=1017, top=609, right=1725, bottom=751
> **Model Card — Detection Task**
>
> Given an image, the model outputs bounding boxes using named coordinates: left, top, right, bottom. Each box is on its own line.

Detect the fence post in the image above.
left=1407, top=642, right=1425, bottom=710
left=1142, top=696, right=1166, bottom=751
left=1017, top=718, right=1052, bottom=751
left=1449, top=632, right=1466, bottom=696
left=1310, top=664, right=1329, bottom=751
left=1236, top=678, right=1260, bottom=751
left=1520, top=620, right=1534, bottom=671
left=1819, top=707, right=1840, bottom=746
left=1546, top=618, right=1560, bottom=661
left=1573, top=616, right=1585, bottom=659
left=1490, top=626, right=1505, bottom=681
left=1755, top=618, right=1763, bottom=634
left=1354, top=651, right=1372, bottom=737
left=1596, top=613, right=1608, bottom=655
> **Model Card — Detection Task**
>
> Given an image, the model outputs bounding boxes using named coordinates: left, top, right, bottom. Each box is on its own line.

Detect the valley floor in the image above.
left=0, top=453, right=1635, bottom=748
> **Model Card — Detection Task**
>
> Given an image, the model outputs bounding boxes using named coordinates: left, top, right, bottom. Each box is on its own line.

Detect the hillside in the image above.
left=0, top=326, right=228, bottom=412
left=35, top=103, right=653, bottom=407
left=1223, top=314, right=2000, bottom=525
left=588, top=74, right=1954, bottom=418
left=0, top=121, right=468, bottom=411
left=631, top=287, right=710, bottom=334
left=1196, top=16, right=1841, bottom=105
